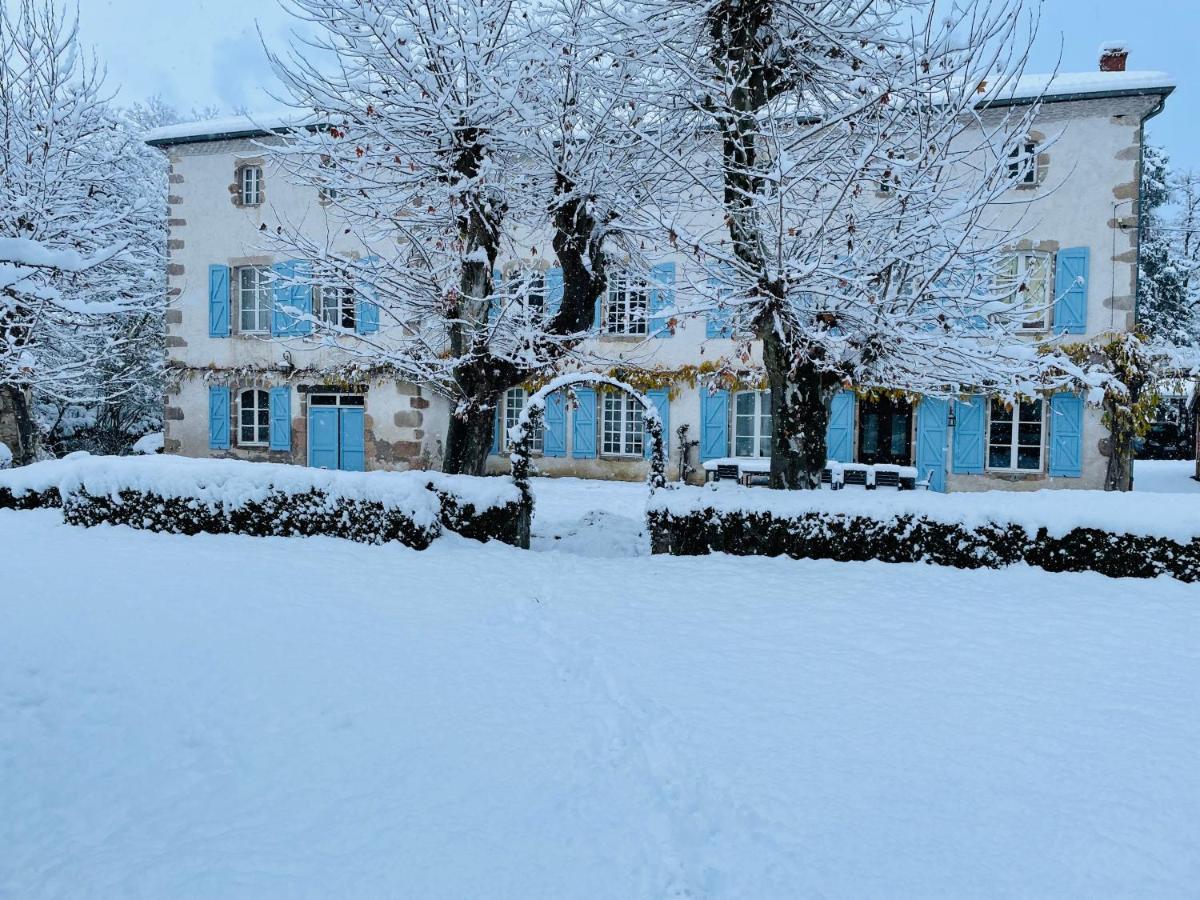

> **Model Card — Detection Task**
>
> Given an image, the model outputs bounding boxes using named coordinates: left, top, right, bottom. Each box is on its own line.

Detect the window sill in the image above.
left=983, top=469, right=1045, bottom=480
left=598, top=333, right=648, bottom=343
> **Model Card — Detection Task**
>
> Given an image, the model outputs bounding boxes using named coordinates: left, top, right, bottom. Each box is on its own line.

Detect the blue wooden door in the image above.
left=339, top=407, right=365, bottom=472
left=915, top=397, right=949, bottom=492
left=309, top=407, right=340, bottom=469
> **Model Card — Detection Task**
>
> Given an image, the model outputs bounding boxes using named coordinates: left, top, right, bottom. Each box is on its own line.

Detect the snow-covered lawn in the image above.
left=2, top=477, right=1198, bottom=898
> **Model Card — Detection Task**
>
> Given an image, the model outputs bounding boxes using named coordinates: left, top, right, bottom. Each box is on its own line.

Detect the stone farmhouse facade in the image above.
left=147, top=53, right=1172, bottom=491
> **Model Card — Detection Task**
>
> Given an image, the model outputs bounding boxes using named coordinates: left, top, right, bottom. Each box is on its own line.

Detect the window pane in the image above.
left=1017, top=422, right=1042, bottom=446
left=989, top=422, right=1011, bottom=444
left=736, top=392, right=755, bottom=415
left=734, top=435, right=754, bottom=457
left=1016, top=446, right=1040, bottom=470
left=988, top=446, right=1012, bottom=469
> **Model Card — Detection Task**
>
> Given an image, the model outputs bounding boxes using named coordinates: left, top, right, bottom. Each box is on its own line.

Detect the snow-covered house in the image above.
left=147, top=54, right=1173, bottom=491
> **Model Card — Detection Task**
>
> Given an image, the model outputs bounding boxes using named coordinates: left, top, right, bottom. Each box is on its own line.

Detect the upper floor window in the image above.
left=239, top=165, right=264, bottom=206
left=603, top=272, right=648, bottom=336
left=601, top=393, right=643, bottom=456
left=1007, top=140, right=1038, bottom=186
left=317, top=283, right=356, bottom=330
left=238, top=266, right=272, bottom=334
left=988, top=398, right=1044, bottom=472
left=505, top=270, right=545, bottom=315
left=238, top=389, right=269, bottom=446
left=733, top=390, right=772, bottom=458
left=503, top=387, right=543, bottom=453
left=998, top=252, right=1052, bottom=331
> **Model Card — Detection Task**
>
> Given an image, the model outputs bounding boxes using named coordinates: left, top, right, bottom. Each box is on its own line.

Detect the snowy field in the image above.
left=2, top=474, right=1199, bottom=898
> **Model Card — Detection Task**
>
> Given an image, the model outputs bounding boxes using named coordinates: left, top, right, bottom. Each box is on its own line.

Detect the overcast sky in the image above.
left=80, top=0, right=1198, bottom=169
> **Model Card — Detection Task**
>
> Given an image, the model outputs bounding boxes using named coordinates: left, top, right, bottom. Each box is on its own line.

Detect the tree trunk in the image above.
left=0, top=383, right=38, bottom=466
left=763, top=334, right=826, bottom=489
left=442, top=388, right=502, bottom=476
left=1104, top=401, right=1135, bottom=491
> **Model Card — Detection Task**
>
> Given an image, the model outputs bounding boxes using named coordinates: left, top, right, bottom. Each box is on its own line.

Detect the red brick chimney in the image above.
left=1100, top=43, right=1129, bottom=72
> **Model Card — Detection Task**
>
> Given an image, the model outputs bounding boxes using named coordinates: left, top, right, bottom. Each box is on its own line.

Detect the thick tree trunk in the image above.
left=763, top=334, right=826, bottom=489
left=0, top=383, right=38, bottom=466
left=443, top=391, right=501, bottom=476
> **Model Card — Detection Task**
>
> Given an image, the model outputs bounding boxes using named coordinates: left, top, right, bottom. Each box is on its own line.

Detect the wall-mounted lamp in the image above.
left=947, top=405, right=956, bottom=428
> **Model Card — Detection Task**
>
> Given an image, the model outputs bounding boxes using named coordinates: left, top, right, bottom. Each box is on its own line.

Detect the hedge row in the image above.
left=0, top=485, right=60, bottom=510
left=2, top=464, right=522, bottom=548
left=62, top=487, right=440, bottom=549
left=647, top=508, right=1200, bottom=582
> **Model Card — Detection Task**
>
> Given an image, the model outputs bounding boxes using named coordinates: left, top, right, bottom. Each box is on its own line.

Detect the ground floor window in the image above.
left=857, top=396, right=912, bottom=465
left=733, top=390, right=772, bottom=457
left=503, top=387, right=543, bottom=452
left=988, top=398, right=1044, bottom=471
left=238, top=389, right=269, bottom=446
left=602, top=393, right=644, bottom=456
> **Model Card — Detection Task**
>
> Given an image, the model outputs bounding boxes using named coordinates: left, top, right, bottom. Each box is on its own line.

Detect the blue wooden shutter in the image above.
left=706, top=267, right=734, bottom=338
left=339, top=407, right=366, bottom=472
left=648, top=261, right=675, bottom=337
left=1048, top=392, right=1084, bottom=477
left=491, top=403, right=502, bottom=455
left=488, top=268, right=502, bottom=324
left=545, top=268, right=564, bottom=318
left=915, top=397, right=949, bottom=492
left=645, top=388, right=670, bottom=459
left=271, top=260, right=312, bottom=337
left=268, top=386, right=291, bottom=451
left=308, top=408, right=339, bottom=469
left=208, top=265, right=230, bottom=337
left=543, top=391, right=567, bottom=457
left=357, top=256, right=380, bottom=334
left=699, top=388, right=729, bottom=461
left=951, top=396, right=986, bottom=474
left=1053, top=247, right=1089, bottom=335
left=825, top=390, right=856, bottom=463
left=208, top=385, right=230, bottom=449
left=271, top=261, right=293, bottom=337
left=570, top=389, right=595, bottom=458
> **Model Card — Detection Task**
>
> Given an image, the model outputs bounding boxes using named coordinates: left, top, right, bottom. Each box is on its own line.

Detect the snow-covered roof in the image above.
left=144, top=111, right=318, bottom=147
left=991, top=69, right=1174, bottom=105
left=145, top=70, right=1176, bottom=147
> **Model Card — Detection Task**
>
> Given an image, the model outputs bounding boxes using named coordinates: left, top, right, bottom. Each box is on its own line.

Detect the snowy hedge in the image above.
left=0, top=456, right=523, bottom=548
left=647, top=487, right=1200, bottom=582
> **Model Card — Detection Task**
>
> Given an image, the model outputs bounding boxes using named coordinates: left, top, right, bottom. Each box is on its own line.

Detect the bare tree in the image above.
left=267, top=0, right=672, bottom=474
left=0, top=0, right=161, bottom=463
left=629, top=0, right=1046, bottom=487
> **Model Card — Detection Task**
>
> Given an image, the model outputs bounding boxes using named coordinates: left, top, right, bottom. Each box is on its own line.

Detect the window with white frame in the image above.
left=237, top=266, right=272, bottom=333
left=603, top=272, right=648, bottom=336
left=987, top=398, right=1044, bottom=472
left=240, top=165, right=264, bottom=205
left=733, top=390, right=772, bottom=457
left=508, top=270, right=545, bottom=314
left=238, top=389, right=270, bottom=446
left=1007, top=140, right=1038, bottom=185
left=998, top=251, right=1052, bottom=331
left=503, top=387, right=543, bottom=453
left=317, top=283, right=356, bottom=330
left=601, top=393, right=644, bottom=456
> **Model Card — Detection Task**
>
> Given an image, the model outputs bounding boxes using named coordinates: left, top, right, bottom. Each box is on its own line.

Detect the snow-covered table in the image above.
left=703, top=457, right=920, bottom=489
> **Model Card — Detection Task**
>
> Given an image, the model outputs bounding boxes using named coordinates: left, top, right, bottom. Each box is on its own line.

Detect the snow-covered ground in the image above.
left=1135, top=458, right=1200, bottom=493
left=2, top=476, right=1198, bottom=898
